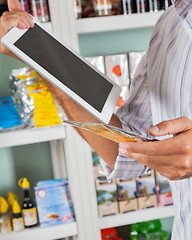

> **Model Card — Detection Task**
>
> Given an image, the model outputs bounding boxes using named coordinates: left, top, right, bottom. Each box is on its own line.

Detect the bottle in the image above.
left=74, top=0, right=82, bottom=19
left=122, top=0, right=136, bottom=14
left=18, top=177, right=38, bottom=228
left=7, top=192, right=18, bottom=207
left=0, top=196, right=12, bottom=234
left=93, top=0, right=112, bottom=17
left=12, top=200, right=25, bottom=232
left=30, top=0, right=50, bottom=22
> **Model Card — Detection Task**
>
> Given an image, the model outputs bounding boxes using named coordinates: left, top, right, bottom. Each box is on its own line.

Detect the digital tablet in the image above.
left=1, top=19, right=121, bottom=123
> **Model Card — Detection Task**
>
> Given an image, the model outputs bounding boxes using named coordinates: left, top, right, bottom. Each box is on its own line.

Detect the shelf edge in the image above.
left=76, top=11, right=164, bottom=34
left=0, top=221, right=78, bottom=240
left=99, top=205, right=174, bottom=229
left=0, top=125, right=65, bottom=148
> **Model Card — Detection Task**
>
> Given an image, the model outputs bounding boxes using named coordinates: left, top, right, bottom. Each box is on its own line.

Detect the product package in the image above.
left=93, top=0, right=112, bottom=16
left=105, top=54, right=129, bottom=87
left=101, top=228, right=123, bottom=240
left=92, top=151, right=107, bottom=179
left=148, top=0, right=160, bottom=12
left=136, top=0, right=148, bottom=13
left=96, top=178, right=119, bottom=217
left=10, top=67, right=62, bottom=128
left=122, top=0, right=136, bottom=14
left=105, top=54, right=130, bottom=109
left=110, top=0, right=122, bottom=15
left=128, top=51, right=146, bottom=80
left=86, top=56, right=105, bottom=74
left=19, top=0, right=31, bottom=13
left=130, top=220, right=169, bottom=240
left=117, top=179, right=138, bottom=213
left=30, top=0, right=50, bottom=22
left=35, top=179, right=75, bottom=227
left=63, top=119, right=156, bottom=143
left=74, top=0, right=82, bottom=18
left=81, top=0, right=95, bottom=18
left=136, top=175, right=157, bottom=210
left=0, top=96, right=23, bottom=131
left=155, top=172, right=173, bottom=207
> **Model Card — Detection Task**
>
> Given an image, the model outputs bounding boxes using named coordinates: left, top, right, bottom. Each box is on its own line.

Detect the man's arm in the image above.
left=48, top=83, right=122, bottom=170
left=0, top=0, right=122, bottom=170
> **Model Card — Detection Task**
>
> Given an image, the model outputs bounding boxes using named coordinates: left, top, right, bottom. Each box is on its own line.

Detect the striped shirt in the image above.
left=106, top=2, right=192, bottom=239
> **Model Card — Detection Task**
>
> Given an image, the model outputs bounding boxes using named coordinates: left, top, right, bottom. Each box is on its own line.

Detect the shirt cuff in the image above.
left=102, top=153, right=147, bottom=180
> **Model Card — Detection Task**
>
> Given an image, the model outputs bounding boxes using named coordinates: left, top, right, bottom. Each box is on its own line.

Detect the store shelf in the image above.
left=0, top=125, right=65, bottom=148
left=76, top=11, right=164, bottom=34
left=99, top=205, right=174, bottom=229
left=42, top=21, right=53, bottom=32
left=0, top=221, right=78, bottom=240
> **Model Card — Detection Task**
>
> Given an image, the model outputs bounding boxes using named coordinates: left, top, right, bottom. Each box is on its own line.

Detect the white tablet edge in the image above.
left=1, top=19, right=121, bottom=123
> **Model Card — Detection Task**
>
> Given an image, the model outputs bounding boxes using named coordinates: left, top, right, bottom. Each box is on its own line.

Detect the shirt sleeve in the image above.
left=106, top=52, right=153, bottom=180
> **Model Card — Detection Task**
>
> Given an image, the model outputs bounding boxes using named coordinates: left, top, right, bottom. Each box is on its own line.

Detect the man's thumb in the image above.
left=8, top=0, right=22, bottom=11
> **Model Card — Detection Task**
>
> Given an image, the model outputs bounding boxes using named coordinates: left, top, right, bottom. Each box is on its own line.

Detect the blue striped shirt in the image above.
left=106, top=2, right=192, bottom=239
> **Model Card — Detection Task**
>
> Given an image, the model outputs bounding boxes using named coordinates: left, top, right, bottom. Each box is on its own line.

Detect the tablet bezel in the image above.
left=1, top=19, right=121, bottom=123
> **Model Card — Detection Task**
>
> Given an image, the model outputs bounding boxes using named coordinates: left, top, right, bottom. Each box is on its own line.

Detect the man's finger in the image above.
left=8, top=0, right=22, bottom=11
left=119, top=134, right=184, bottom=156
left=148, top=116, right=192, bottom=136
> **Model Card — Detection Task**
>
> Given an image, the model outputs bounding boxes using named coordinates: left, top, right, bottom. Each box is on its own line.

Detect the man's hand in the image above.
left=0, top=0, right=33, bottom=57
left=119, top=117, right=192, bottom=180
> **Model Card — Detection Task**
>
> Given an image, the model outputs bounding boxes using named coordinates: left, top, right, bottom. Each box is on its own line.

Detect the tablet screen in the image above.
left=14, top=24, right=113, bottom=112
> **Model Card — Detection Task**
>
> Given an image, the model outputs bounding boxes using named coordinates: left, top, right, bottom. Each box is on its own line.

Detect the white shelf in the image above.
left=76, top=11, right=164, bottom=34
left=99, top=205, right=174, bottom=229
left=0, top=222, right=78, bottom=240
left=42, top=21, right=53, bottom=32
left=0, top=125, right=65, bottom=148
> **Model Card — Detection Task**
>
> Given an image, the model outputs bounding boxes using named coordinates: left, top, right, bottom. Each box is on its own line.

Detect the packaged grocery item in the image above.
left=0, top=196, right=12, bottom=234
left=92, top=151, right=107, bottom=179
left=35, top=179, right=75, bottom=227
left=155, top=172, right=173, bottom=207
left=136, top=176, right=157, bottom=210
left=105, top=54, right=130, bottom=110
left=93, top=0, right=112, bottom=16
left=74, top=0, right=82, bottom=18
left=136, top=0, right=148, bottom=13
left=159, top=0, right=172, bottom=10
left=110, top=0, right=122, bottom=15
left=10, top=68, right=38, bottom=126
left=86, top=56, right=105, bottom=74
left=10, top=67, right=62, bottom=128
left=7, top=192, right=18, bottom=207
left=63, top=119, right=156, bottom=143
left=0, top=96, right=23, bottom=131
left=117, top=179, right=138, bottom=213
left=19, top=0, right=31, bottom=12
left=81, top=0, right=95, bottom=18
left=12, top=200, right=25, bottom=231
left=18, top=178, right=38, bottom=228
left=96, top=179, right=119, bottom=217
left=30, top=0, right=50, bottom=22
left=122, top=0, right=136, bottom=14
left=101, top=228, right=123, bottom=240
left=105, top=54, right=129, bottom=87
left=130, top=220, right=169, bottom=240
left=148, top=0, right=160, bottom=12
left=128, top=51, right=146, bottom=80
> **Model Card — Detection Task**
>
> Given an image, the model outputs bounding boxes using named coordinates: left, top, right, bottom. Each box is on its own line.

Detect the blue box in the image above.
left=34, top=179, right=75, bottom=227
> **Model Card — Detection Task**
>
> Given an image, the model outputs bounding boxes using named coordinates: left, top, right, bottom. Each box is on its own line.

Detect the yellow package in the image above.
left=27, top=78, right=61, bottom=127
left=63, top=120, right=156, bottom=143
